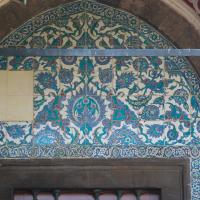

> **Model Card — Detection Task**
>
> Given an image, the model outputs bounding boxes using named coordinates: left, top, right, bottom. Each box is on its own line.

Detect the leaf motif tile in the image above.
left=34, top=95, right=62, bottom=122
left=5, top=122, right=33, bottom=145
left=87, top=57, right=114, bottom=96
left=165, top=95, right=191, bottom=121
left=33, top=121, right=63, bottom=146
left=59, top=57, right=86, bottom=96
left=165, top=70, right=192, bottom=96
left=164, top=120, right=191, bottom=145
left=8, top=56, right=38, bottom=71
left=34, top=70, right=59, bottom=96
left=138, top=120, right=166, bottom=145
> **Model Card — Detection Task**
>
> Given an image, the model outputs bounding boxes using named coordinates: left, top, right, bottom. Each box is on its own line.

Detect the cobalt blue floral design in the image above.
left=141, top=105, right=160, bottom=120
left=34, top=71, right=58, bottom=96
left=99, top=67, right=113, bottom=84
left=146, top=124, right=165, bottom=138
left=33, top=124, right=63, bottom=145
left=59, top=68, right=74, bottom=84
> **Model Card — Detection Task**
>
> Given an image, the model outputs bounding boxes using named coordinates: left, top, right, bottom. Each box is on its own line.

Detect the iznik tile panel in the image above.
left=0, top=1, right=200, bottom=199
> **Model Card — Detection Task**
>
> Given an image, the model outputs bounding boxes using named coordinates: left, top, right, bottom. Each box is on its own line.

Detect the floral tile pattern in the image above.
left=34, top=70, right=59, bottom=96
left=0, top=0, right=199, bottom=147
left=4, top=122, right=32, bottom=145
left=0, top=56, right=7, bottom=70
left=7, top=56, right=35, bottom=71
left=0, top=123, right=8, bottom=145
left=164, top=120, right=191, bottom=145
left=165, top=95, right=191, bottom=121
left=138, top=120, right=166, bottom=145
left=33, top=121, right=62, bottom=145
left=0, top=1, right=200, bottom=198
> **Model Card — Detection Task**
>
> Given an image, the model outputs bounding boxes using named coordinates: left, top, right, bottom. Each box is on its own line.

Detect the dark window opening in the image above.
left=14, top=189, right=161, bottom=200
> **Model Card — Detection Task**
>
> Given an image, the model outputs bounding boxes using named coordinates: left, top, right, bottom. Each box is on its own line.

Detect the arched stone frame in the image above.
left=0, top=0, right=200, bottom=200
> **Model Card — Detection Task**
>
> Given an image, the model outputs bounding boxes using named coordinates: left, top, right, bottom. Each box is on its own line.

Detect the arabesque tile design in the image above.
left=0, top=1, right=200, bottom=199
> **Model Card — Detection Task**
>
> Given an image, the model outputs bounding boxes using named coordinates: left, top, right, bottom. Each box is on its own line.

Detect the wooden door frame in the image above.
left=0, top=158, right=191, bottom=200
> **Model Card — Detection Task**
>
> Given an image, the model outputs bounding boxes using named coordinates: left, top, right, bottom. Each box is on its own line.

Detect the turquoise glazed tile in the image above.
left=87, top=57, right=114, bottom=96
left=36, top=56, right=60, bottom=72
left=165, top=95, right=191, bottom=121
left=138, top=120, right=166, bottom=145
left=165, top=70, right=192, bottom=96
left=165, top=56, right=189, bottom=71
left=33, top=121, right=63, bottom=145
left=34, top=95, right=62, bottom=122
left=7, top=56, right=38, bottom=71
left=110, top=122, right=141, bottom=145
left=59, top=12, right=86, bottom=48
left=60, top=119, right=79, bottom=144
left=25, top=20, right=62, bottom=48
left=191, top=118, right=200, bottom=144
left=59, top=57, right=86, bottom=96
left=138, top=57, right=165, bottom=96
left=0, top=56, right=7, bottom=70
left=85, top=9, right=113, bottom=48
left=113, top=57, right=138, bottom=97
left=164, top=120, right=191, bottom=145
left=183, top=69, right=200, bottom=96
left=34, top=70, right=59, bottom=96
left=5, top=122, right=33, bottom=145
left=111, top=95, right=138, bottom=122
left=191, top=159, right=200, bottom=200
left=137, top=95, right=165, bottom=121
left=191, top=95, right=200, bottom=118
left=0, top=122, right=8, bottom=145
left=60, top=93, right=113, bottom=145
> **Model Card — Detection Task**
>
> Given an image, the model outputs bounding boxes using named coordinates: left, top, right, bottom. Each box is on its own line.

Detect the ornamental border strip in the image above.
left=0, top=145, right=200, bottom=158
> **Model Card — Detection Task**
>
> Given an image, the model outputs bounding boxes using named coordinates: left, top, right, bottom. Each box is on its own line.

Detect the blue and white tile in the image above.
left=0, top=122, right=8, bottom=145
left=113, top=57, right=138, bottom=98
left=59, top=57, right=85, bottom=96
left=165, top=70, right=192, bottom=96
left=26, top=22, right=62, bottom=48
left=33, top=121, right=63, bottom=146
left=110, top=122, right=142, bottom=145
left=191, top=95, right=200, bottom=119
left=60, top=93, right=113, bottom=144
left=191, top=159, right=200, bottom=200
left=164, top=120, right=191, bottom=145
left=0, top=56, right=7, bottom=70
left=7, top=56, right=38, bottom=71
left=138, top=120, right=166, bottom=145
left=34, top=70, right=59, bottom=96
left=88, top=57, right=114, bottom=96
left=60, top=12, right=86, bottom=48
left=85, top=12, right=113, bottom=48
left=60, top=119, right=79, bottom=144
left=135, top=95, right=164, bottom=121
left=165, top=56, right=189, bottom=71
left=36, top=56, right=60, bottom=72
left=191, top=118, right=200, bottom=144
left=165, top=95, right=191, bottom=121
left=182, top=69, right=200, bottom=96
left=5, top=122, right=33, bottom=145
left=34, top=95, right=62, bottom=122
left=138, top=57, right=165, bottom=96
left=111, top=95, right=139, bottom=123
